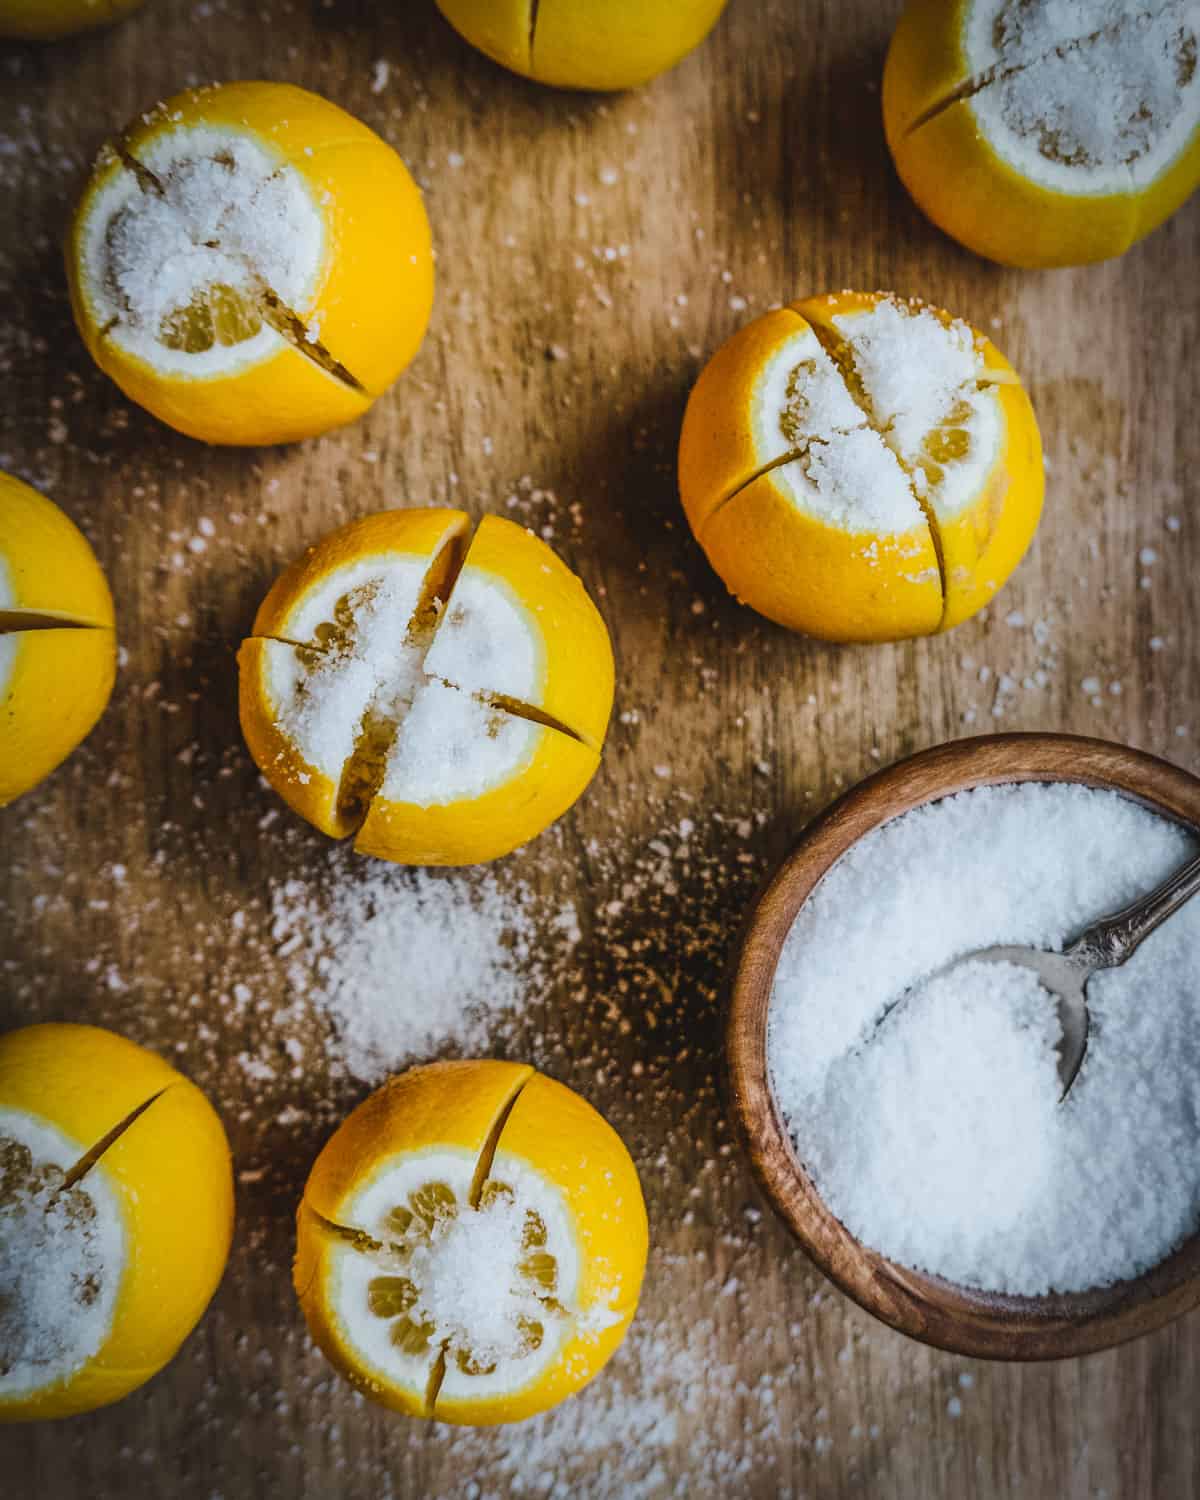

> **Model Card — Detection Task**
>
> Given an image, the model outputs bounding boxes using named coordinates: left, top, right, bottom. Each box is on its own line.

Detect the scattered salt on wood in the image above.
left=270, top=860, right=579, bottom=1082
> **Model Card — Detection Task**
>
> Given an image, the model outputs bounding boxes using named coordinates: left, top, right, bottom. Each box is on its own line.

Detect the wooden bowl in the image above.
left=727, top=733, right=1200, bottom=1360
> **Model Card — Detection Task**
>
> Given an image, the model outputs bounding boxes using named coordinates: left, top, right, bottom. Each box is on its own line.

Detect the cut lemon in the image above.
left=66, top=82, right=434, bottom=446
left=678, top=291, right=1044, bottom=641
left=0, top=473, right=117, bottom=806
left=237, top=508, right=613, bottom=865
left=0, top=1023, right=234, bottom=1421
left=435, top=0, right=729, bottom=91
left=294, top=1059, right=647, bottom=1425
left=884, top=0, right=1200, bottom=267
left=0, top=0, right=143, bottom=38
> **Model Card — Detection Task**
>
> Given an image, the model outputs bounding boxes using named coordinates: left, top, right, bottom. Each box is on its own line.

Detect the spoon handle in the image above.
left=1072, top=848, right=1200, bottom=969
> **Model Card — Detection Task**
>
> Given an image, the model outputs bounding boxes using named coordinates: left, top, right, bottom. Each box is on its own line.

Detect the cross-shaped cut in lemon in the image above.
left=884, top=0, right=1200, bottom=267
left=678, top=291, right=1044, bottom=641
left=294, top=1060, right=648, bottom=1425
left=237, top=508, right=613, bottom=866
left=66, top=82, right=433, bottom=446
left=1, top=473, right=117, bottom=806
left=0, top=1023, right=233, bottom=1421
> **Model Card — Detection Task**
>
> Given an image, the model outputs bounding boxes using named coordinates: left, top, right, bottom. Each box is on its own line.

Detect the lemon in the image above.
left=238, top=508, right=613, bottom=865
left=0, top=1024, right=233, bottom=1421
left=0, top=0, right=144, bottom=40
left=435, top=0, right=729, bottom=91
left=294, top=1060, right=647, bottom=1424
left=883, top=0, right=1200, bottom=267
left=0, top=473, right=116, bottom=806
left=678, top=291, right=1044, bottom=641
left=66, top=82, right=434, bottom=445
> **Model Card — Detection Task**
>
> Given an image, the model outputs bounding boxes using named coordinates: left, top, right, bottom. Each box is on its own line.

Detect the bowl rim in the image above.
left=726, top=731, right=1200, bottom=1360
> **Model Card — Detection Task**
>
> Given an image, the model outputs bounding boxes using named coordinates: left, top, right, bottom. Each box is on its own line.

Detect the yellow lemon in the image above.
left=883, top=0, right=1200, bottom=268
left=237, top=508, right=613, bottom=865
left=678, top=291, right=1044, bottom=641
left=66, top=81, right=434, bottom=446
left=434, top=0, right=729, bottom=91
left=294, top=1059, right=648, bottom=1425
left=0, top=0, right=143, bottom=39
left=0, top=473, right=116, bottom=806
left=0, top=1023, right=234, bottom=1421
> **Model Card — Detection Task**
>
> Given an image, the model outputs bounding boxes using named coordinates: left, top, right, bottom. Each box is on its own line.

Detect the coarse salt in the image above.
left=88, top=128, right=323, bottom=370
left=0, top=1111, right=123, bottom=1397
left=966, top=0, right=1200, bottom=192
left=407, top=1193, right=549, bottom=1366
left=768, top=781, right=1200, bottom=1294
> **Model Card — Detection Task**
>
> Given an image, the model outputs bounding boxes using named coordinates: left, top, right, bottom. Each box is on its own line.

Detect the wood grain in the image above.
left=728, top=733, right=1200, bottom=1361
left=1, top=1, right=1199, bottom=1496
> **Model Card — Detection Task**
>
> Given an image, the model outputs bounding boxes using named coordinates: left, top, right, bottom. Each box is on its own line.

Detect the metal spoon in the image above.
left=950, top=849, right=1200, bottom=1097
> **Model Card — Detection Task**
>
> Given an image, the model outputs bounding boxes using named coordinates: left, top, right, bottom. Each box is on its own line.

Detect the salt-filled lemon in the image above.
left=0, top=1023, right=234, bottom=1421
left=0, top=473, right=117, bottom=807
left=884, top=0, right=1200, bottom=268
left=678, top=291, right=1044, bottom=642
left=0, top=0, right=144, bottom=38
left=435, top=0, right=729, bottom=91
left=294, top=1060, right=648, bottom=1425
left=66, top=82, right=434, bottom=446
left=237, top=508, right=613, bottom=865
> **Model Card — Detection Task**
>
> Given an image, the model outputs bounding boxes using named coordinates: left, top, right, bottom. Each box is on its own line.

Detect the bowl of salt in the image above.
left=728, top=733, right=1200, bottom=1359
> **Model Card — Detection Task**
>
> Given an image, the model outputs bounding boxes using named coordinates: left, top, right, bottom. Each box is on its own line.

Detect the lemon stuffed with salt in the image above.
left=66, top=81, right=433, bottom=446
left=294, top=1060, right=648, bottom=1424
left=0, top=0, right=144, bottom=39
left=1, top=473, right=116, bottom=806
left=435, top=0, right=729, bottom=91
left=678, top=290, right=1044, bottom=641
left=238, top=508, right=613, bottom=865
left=884, top=0, right=1200, bottom=267
left=0, top=1023, right=233, bottom=1421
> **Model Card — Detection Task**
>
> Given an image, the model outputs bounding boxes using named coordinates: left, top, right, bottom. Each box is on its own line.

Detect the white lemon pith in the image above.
left=679, top=292, right=1043, bottom=640
left=885, top=0, right=1200, bottom=266
left=295, top=1063, right=648, bottom=1426
left=0, top=1111, right=124, bottom=1405
left=67, top=84, right=434, bottom=445
left=238, top=509, right=612, bottom=865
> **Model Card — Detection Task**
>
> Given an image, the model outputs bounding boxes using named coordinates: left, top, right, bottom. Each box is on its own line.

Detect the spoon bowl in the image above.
left=727, top=733, right=1200, bottom=1360
left=959, top=945, right=1090, bottom=1096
